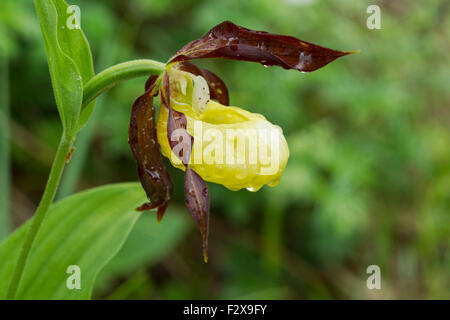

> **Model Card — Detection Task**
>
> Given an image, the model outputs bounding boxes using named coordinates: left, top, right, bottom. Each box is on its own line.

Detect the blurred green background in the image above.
left=0, top=0, right=449, bottom=299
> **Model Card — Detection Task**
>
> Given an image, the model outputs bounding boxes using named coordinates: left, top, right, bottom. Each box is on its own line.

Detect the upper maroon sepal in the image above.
left=169, top=21, right=356, bottom=73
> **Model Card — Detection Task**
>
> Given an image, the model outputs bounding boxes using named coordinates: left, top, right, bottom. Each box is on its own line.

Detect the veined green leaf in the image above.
left=51, top=0, right=96, bottom=131
left=94, top=207, right=190, bottom=295
left=34, top=0, right=95, bottom=138
left=0, top=183, right=147, bottom=300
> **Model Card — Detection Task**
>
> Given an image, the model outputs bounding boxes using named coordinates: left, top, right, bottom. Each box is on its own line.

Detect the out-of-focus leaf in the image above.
left=0, top=182, right=147, bottom=299
left=170, top=21, right=356, bottom=72
left=128, top=76, right=173, bottom=221
left=232, top=287, right=290, bottom=300
left=0, top=54, right=10, bottom=240
left=34, top=0, right=95, bottom=137
left=0, top=0, right=39, bottom=58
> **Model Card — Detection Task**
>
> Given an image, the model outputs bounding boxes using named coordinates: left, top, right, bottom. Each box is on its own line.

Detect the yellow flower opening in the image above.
left=157, top=69, right=289, bottom=191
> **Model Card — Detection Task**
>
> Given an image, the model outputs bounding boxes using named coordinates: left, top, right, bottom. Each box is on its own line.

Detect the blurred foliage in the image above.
left=1, top=0, right=449, bottom=299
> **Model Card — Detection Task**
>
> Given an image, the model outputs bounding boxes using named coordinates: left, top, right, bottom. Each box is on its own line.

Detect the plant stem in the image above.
left=82, top=59, right=166, bottom=109
left=5, top=135, right=72, bottom=299
left=0, top=54, right=11, bottom=241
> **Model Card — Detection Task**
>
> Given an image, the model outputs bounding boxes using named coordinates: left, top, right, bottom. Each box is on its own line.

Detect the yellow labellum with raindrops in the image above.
left=157, top=69, right=290, bottom=191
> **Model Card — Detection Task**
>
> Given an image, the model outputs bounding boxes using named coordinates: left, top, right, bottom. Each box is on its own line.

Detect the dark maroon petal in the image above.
left=177, top=62, right=229, bottom=105
left=169, top=21, right=357, bottom=73
left=128, top=79, right=173, bottom=221
left=184, top=165, right=210, bottom=263
left=162, top=73, right=193, bottom=166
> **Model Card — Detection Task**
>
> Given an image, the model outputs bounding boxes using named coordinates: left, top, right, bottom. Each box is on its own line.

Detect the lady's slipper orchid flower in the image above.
left=128, top=21, right=356, bottom=262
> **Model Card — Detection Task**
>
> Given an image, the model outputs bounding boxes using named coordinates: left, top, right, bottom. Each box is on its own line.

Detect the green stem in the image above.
left=262, top=200, right=284, bottom=282
left=5, top=135, right=72, bottom=299
left=0, top=54, right=10, bottom=240
left=82, top=59, right=166, bottom=109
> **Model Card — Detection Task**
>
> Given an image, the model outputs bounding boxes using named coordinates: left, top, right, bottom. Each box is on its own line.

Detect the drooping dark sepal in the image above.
left=128, top=75, right=173, bottom=222
left=177, top=61, right=229, bottom=105
left=184, top=165, right=210, bottom=263
left=169, top=21, right=357, bottom=73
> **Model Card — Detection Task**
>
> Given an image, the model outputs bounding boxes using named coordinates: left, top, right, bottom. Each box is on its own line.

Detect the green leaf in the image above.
left=94, top=207, right=190, bottom=295
left=0, top=182, right=147, bottom=300
left=34, top=0, right=95, bottom=138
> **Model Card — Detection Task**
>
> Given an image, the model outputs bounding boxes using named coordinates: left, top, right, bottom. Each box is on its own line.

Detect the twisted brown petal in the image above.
left=169, top=21, right=357, bottom=73
left=163, top=72, right=211, bottom=262
left=184, top=165, right=210, bottom=263
left=162, top=73, right=193, bottom=166
left=128, top=75, right=173, bottom=222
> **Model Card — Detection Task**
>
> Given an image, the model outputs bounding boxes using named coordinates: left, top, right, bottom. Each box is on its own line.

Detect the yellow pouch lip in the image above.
left=157, top=99, right=289, bottom=191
